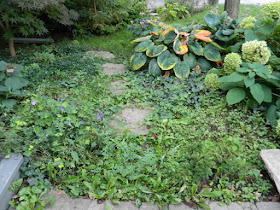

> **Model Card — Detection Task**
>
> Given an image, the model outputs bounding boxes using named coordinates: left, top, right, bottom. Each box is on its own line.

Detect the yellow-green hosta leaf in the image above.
left=131, top=35, right=152, bottom=44
left=149, top=58, right=162, bottom=76
left=157, top=50, right=178, bottom=70
left=146, top=45, right=167, bottom=57
left=173, top=38, right=188, bottom=55
left=183, top=53, right=196, bottom=69
left=130, top=53, right=147, bottom=70
left=174, top=60, right=190, bottom=80
left=134, top=40, right=154, bottom=52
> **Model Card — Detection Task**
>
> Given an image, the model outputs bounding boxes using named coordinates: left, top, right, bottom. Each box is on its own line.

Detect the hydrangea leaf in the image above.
left=226, top=88, right=246, bottom=105
left=261, top=84, right=272, bottom=103
left=250, top=83, right=264, bottom=104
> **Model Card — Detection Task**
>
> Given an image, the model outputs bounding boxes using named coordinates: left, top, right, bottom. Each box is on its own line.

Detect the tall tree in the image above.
left=224, top=0, right=240, bottom=19
left=0, top=0, right=78, bottom=57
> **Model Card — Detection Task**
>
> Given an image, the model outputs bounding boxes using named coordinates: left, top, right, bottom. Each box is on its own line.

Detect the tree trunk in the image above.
left=8, top=38, right=16, bottom=57
left=93, top=0, right=97, bottom=14
left=224, top=0, right=240, bottom=19
left=209, top=0, right=219, bottom=5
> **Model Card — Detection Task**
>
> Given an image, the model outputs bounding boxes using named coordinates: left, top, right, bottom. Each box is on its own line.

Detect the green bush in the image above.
left=157, top=3, right=190, bottom=21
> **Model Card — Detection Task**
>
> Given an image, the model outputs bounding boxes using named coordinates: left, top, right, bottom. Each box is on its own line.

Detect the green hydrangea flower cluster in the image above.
left=242, top=40, right=271, bottom=64
left=261, top=2, right=280, bottom=19
left=240, top=16, right=256, bottom=29
left=223, top=53, right=242, bottom=75
left=204, top=73, right=220, bottom=91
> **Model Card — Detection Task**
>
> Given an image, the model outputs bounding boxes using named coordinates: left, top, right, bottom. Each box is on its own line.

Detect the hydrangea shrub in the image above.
left=240, top=16, right=256, bottom=29
left=261, top=2, right=280, bottom=19
left=204, top=73, right=221, bottom=91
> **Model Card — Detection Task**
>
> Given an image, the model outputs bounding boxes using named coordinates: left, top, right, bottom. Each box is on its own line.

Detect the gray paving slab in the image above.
left=102, top=63, right=126, bottom=75
left=256, top=202, right=280, bottom=210
left=227, top=202, right=243, bottom=210
left=169, top=204, right=193, bottom=210
left=110, top=104, right=153, bottom=135
left=86, top=51, right=115, bottom=59
left=46, top=192, right=92, bottom=210
left=241, top=202, right=258, bottom=210
left=110, top=80, right=128, bottom=95
left=104, top=200, right=138, bottom=210
left=140, top=203, right=160, bottom=210
left=0, top=153, right=23, bottom=210
left=210, top=202, right=228, bottom=210
left=260, top=149, right=280, bottom=194
left=87, top=200, right=105, bottom=210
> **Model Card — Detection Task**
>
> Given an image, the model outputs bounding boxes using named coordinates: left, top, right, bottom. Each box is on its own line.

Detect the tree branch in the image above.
left=0, top=21, right=5, bottom=31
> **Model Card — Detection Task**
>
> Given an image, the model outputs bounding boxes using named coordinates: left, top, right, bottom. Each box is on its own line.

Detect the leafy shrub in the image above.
left=157, top=3, right=190, bottom=21
left=223, top=53, right=242, bottom=75
left=204, top=73, right=220, bottom=91
left=0, top=61, right=29, bottom=110
left=129, top=22, right=222, bottom=79
left=261, top=1, right=280, bottom=19
left=127, top=12, right=160, bottom=38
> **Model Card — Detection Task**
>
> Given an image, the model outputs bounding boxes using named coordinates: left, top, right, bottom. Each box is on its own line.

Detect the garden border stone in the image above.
left=0, top=153, right=23, bottom=210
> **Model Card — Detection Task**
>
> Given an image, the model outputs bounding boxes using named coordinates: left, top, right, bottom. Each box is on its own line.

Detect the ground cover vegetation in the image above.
left=1, top=1, right=280, bottom=210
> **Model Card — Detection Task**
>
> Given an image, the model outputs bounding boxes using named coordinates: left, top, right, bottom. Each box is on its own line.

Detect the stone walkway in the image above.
left=45, top=192, right=280, bottom=210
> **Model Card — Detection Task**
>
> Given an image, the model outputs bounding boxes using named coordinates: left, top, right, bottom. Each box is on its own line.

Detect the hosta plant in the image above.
left=130, top=22, right=222, bottom=79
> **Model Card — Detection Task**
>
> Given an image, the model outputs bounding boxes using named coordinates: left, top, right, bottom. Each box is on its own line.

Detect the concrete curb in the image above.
left=0, top=153, right=24, bottom=210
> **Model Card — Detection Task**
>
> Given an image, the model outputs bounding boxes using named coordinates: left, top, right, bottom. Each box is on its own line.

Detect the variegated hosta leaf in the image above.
left=187, top=41, right=203, bottom=56
left=173, top=38, right=188, bottom=55
left=131, top=35, right=152, bottom=44
left=149, top=58, right=162, bottom=76
left=174, top=60, right=190, bottom=80
left=204, top=44, right=221, bottom=61
left=130, top=52, right=147, bottom=70
left=157, top=50, right=178, bottom=70
left=193, top=30, right=212, bottom=42
left=134, top=40, right=154, bottom=52
left=146, top=45, right=167, bottom=57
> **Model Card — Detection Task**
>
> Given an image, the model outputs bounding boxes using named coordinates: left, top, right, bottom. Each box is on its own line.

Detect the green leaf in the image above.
left=0, top=61, right=7, bottom=71
left=1, top=99, right=17, bottom=109
left=134, top=40, right=153, bottom=52
left=5, top=77, right=28, bottom=92
left=174, top=60, right=190, bottom=80
left=204, top=14, right=220, bottom=29
left=130, top=53, right=147, bottom=70
left=226, top=88, right=246, bottom=105
left=146, top=45, right=167, bottom=57
left=187, top=41, right=203, bottom=56
left=197, top=57, right=212, bottom=72
left=157, top=50, right=178, bottom=70
left=204, top=44, right=221, bottom=61
left=131, top=35, right=152, bottom=43
left=191, top=184, right=198, bottom=195
left=183, top=53, right=196, bottom=69
left=266, top=105, right=277, bottom=126
left=249, top=72, right=256, bottom=78
left=219, top=72, right=246, bottom=83
left=148, top=58, right=162, bottom=76
left=250, top=83, right=264, bottom=104
left=261, top=84, right=272, bottom=103
left=71, top=151, right=79, bottom=163
left=244, top=29, right=259, bottom=42
left=222, top=29, right=234, bottom=35
left=163, top=30, right=177, bottom=44
left=198, top=188, right=222, bottom=198
left=244, top=76, right=255, bottom=88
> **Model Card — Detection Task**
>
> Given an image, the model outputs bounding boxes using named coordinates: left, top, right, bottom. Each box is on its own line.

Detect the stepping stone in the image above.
left=110, top=104, right=153, bottom=135
left=227, top=202, right=243, bottom=210
left=86, top=51, right=115, bottom=59
left=102, top=63, right=126, bottom=75
left=260, top=149, right=280, bottom=194
left=169, top=204, right=193, bottom=209
left=104, top=201, right=138, bottom=210
left=256, top=202, right=280, bottom=210
left=209, top=202, right=228, bottom=210
left=140, top=203, right=160, bottom=210
left=45, top=192, right=92, bottom=210
left=110, top=80, right=128, bottom=95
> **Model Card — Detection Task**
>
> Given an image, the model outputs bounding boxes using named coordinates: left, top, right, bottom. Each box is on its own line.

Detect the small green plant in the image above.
left=33, top=52, right=56, bottom=63
left=9, top=179, right=54, bottom=210
left=0, top=61, right=29, bottom=110
left=157, top=3, right=190, bottom=21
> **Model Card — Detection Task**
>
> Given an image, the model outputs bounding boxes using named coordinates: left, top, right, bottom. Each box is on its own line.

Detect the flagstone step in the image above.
left=110, top=80, right=128, bottom=95
left=260, top=149, right=280, bottom=194
left=102, top=63, right=126, bottom=75
left=86, top=51, right=115, bottom=59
